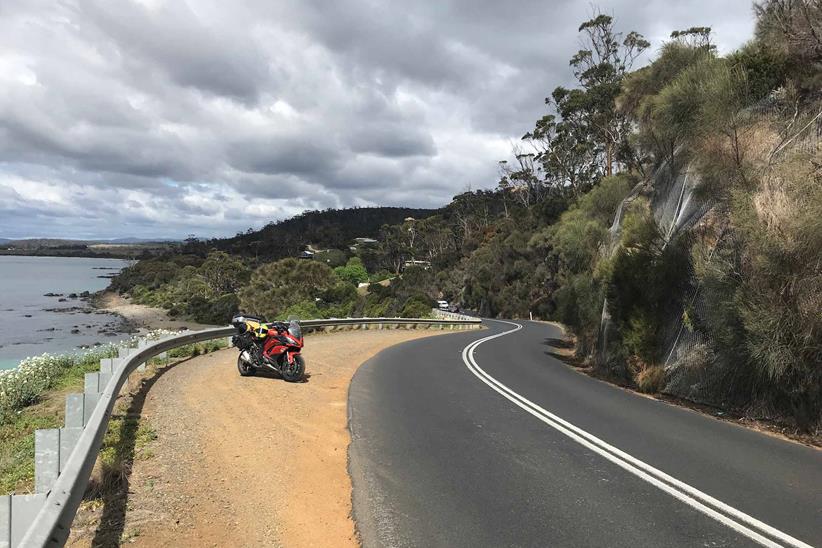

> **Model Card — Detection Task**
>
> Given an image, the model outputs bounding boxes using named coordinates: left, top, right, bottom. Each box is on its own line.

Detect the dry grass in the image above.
left=636, top=366, right=667, bottom=393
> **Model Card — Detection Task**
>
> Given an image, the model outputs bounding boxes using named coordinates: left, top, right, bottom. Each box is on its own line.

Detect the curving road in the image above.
left=348, top=320, right=822, bottom=548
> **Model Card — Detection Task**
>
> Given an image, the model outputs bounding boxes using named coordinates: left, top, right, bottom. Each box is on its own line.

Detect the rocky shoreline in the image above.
left=7, top=290, right=214, bottom=358
left=35, top=290, right=138, bottom=349
left=90, top=291, right=218, bottom=332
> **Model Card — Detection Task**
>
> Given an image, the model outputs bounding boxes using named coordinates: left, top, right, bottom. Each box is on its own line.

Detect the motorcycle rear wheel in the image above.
left=281, top=354, right=305, bottom=382
left=237, top=354, right=255, bottom=376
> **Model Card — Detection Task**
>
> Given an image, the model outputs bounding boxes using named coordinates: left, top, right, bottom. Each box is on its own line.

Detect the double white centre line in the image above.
left=461, top=321, right=812, bottom=548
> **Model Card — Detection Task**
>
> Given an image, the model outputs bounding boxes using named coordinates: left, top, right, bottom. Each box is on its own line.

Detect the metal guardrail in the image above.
left=430, top=308, right=477, bottom=322
left=11, top=316, right=481, bottom=547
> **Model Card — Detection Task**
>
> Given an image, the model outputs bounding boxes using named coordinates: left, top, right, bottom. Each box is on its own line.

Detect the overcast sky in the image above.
left=0, top=0, right=756, bottom=239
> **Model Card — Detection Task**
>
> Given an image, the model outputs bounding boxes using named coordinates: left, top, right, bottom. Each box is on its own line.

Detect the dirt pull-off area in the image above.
left=72, top=328, right=449, bottom=547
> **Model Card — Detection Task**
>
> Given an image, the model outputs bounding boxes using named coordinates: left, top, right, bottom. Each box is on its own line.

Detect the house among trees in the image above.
left=350, top=237, right=378, bottom=251
left=353, top=237, right=378, bottom=245
left=403, top=259, right=431, bottom=270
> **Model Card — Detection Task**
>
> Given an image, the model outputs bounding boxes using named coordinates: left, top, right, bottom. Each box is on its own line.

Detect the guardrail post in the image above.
left=83, top=393, right=100, bottom=425
left=65, top=394, right=84, bottom=428
left=34, top=430, right=59, bottom=494
left=35, top=428, right=83, bottom=494
left=84, top=372, right=107, bottom=394
left=59, top=428, right=82, bottom=474
left=0, top=494, right=8, bottom=548
left=0, top=494, right=47, bottom=548
left=136, top=342, right=150, bottom=372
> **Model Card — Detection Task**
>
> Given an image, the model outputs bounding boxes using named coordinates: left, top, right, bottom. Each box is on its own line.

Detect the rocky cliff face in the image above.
left=595, top=158, right=715, bottom=397
left=595, top=105, right=821, bottom=411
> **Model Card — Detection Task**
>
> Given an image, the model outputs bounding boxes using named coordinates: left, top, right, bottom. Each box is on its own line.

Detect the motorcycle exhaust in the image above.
left=262, top=359, right=279, bottom=372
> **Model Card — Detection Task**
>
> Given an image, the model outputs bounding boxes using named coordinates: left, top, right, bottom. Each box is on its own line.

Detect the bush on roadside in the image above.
left=636, top=365, right=667, bottom=393
left=546, top=174, right=635, bottom=356
left=0, top=346, right=118, bottom=421
left=239, top=258, right=338, bottom=320
left=695, top=145, right=822, bottom=428
left=187, top=293, right=240, bottom=325
left=0, top=329, right=210, bottom=423
left=281, top=300, right=324, bottom=320
left=400, top=295, right=433, bottom=318
left=606, top=206, right=692, bottom=365
left=359, top=293, right=393, bottom=318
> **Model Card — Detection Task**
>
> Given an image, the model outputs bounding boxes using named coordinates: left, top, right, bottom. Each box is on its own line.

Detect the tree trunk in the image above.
left=606, top=142, right=613, bottom=177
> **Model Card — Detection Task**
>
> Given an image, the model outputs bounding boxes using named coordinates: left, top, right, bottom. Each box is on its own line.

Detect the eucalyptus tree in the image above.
left=522, top=13, right=649, bottom=197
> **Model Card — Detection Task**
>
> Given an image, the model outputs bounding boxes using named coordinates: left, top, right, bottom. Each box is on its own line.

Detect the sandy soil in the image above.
left=71, top=328, right=450, bottom=547
left=95, top=291, right=217, bottom=331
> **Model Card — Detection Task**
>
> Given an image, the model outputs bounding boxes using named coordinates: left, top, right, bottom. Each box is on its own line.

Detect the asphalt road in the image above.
left=348, top=320, right=822, bottom=548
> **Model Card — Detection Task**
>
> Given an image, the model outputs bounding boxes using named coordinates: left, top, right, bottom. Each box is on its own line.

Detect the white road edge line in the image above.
left=461, top=320, right=812, bottom=548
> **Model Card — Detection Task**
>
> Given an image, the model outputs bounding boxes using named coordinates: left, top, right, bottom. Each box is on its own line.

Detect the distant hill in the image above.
left=195, top=206, right=438, bottom=259
left=0, top=237, right=178, bottom=247
left=0, top=237, right=179, bottom=259
left=106, top=237, right=180, bottom=244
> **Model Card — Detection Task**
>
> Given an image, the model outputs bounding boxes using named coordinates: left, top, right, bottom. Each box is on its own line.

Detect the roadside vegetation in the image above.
left=108, top=1, right=821, bottom=432
left=0, top=333, right=225, bottom=494
left=0, top=345, right=119, bottom=421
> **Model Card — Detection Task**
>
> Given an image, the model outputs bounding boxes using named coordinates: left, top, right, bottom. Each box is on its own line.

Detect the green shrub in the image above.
left=333, top=257, right=369, bottom=286
left=727, top=40, right=788, bottom=101
left=606, top=206, right=692, bottom=364
left=696, top=147, right=822, bottom=428
left=0, top=345, right=120, bottom=420
left=281, top=300, right=323, bottom=320
left=362, top=298, right=391, bottom=318
left=239, top=258, right=337, bottom=320
left=188, top=293, right=239, bottom=325
left=109, top=255, right=203, bottom=293
left=547, top=174, right=634, bottom=354
left=321, top=283, right=358, bottom=308
left=553, top=272, right=608, bottom=354
left=369, top=270, right=393, bottom=283
left=400, top=295, right=433, bottom=318
left=313, top=249, right=349, bottom=268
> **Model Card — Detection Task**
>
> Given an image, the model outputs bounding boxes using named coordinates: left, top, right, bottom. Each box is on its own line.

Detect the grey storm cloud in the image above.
left=0, top=0, right=755, bottom=239
left=83, top=1, right=271, bottom=103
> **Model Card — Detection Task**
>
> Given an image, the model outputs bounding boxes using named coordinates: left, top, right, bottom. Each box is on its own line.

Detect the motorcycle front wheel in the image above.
left=281, top=354, right=305, bottom=382
left=237, top=354, right=255, bottom=376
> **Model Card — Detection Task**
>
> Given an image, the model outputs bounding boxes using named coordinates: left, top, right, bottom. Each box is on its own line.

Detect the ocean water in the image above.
left=0, top=256, right=130, bottom=370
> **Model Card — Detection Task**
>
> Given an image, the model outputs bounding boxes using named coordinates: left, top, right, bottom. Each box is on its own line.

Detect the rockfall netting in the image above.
left=595, top=104, right=821, bottom=407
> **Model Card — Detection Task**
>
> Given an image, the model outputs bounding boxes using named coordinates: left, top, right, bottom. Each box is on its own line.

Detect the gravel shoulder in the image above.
left=73, top=328, right=453, bottom=547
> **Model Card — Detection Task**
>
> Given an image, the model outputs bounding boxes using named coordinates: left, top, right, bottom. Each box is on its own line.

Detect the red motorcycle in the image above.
left=230, top=315, right=305, bottom=382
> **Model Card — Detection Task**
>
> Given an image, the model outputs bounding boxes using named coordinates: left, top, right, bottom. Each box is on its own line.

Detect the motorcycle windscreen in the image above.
left=288, top=321, right=302, bottom=339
